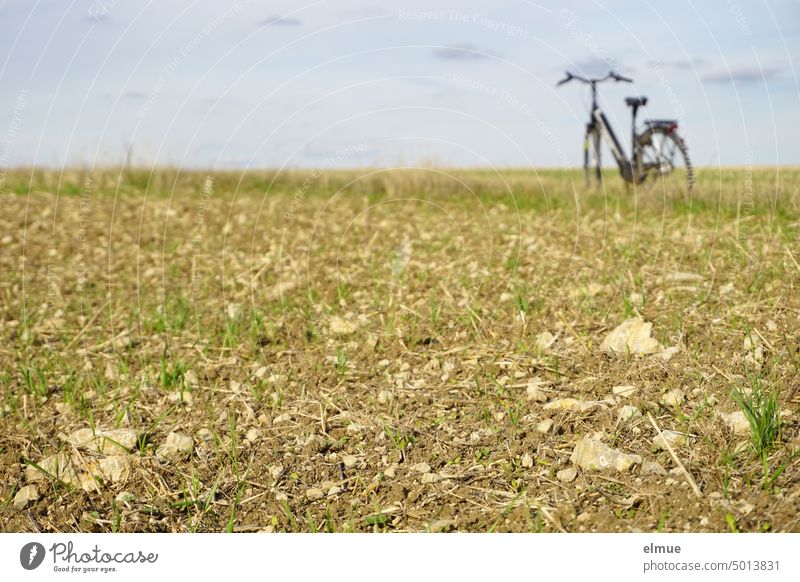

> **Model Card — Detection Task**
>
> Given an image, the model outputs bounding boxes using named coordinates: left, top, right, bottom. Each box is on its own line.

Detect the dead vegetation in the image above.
left=1, top=166, right=799, bottom=532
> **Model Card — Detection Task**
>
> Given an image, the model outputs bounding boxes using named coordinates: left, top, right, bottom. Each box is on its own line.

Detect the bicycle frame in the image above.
left=583, top=83, right=637, bottom=185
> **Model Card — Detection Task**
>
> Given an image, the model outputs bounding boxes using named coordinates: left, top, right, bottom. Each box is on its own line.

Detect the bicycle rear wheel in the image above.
left=636, top=126, right=694, bottom=193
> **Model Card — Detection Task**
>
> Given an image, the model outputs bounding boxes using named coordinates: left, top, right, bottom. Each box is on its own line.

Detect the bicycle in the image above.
left=557, top=70, right=693, bottom=192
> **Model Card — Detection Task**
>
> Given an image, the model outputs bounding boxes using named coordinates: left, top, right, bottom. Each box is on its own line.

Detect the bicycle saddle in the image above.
left=625, top=96, right=648, bottom=107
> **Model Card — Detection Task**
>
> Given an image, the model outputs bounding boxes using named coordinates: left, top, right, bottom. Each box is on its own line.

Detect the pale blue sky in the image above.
left=0, top=0, right=797, bottom=169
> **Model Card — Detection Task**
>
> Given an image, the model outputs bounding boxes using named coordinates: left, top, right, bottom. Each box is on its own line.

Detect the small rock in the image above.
left=377, top=390, right=392, bottom=404
left=600, top=317, right=662, bottom=355
left=612, top=385, right=638, bottom=398
left=557, top=467, right=578, bottom=482
left=305, top=488, right=324, bottom=501
left=536, top=419, right=554, bottom=433
left=526, top=378, right=548, bottom=402
left=269, top=464, right=285, bottom=480
left=327, top=486, right=342, bottom=496
left=617, top=405, right=641, bottom=424
left=245, top=428, right=260, bottom=443
left=653, top=430, right=687, bottom=451
left=641, top=460, right=667, bottom=476
left=570, top=438, right=642, bottom=472
left=329, top=316, right=358, bottom=336
left=543, top=398, right=600, bottom=413
left=421, top=473, right=441, bottom=484
left=13, top=485, right=39, bottom=510
left=98, top=456, right=132, bottom=483
left=766, top=320, right=778, bottom=332
left=534, top=331, right=556, bottom=352
left=739, top=502, right=756, bottom=515
left=576, top=511, right=592, bottom=523
left=254, top=366, right=268, bottom=379
left=196, top=428, right=213, bottom=442
left=68, top=427, right=138, bottom=454
left=719, top=411, right=750, bottom=435
left=156, top=431, right=194, bottom=461
left=346, top=423, right=365, bottom=434
left=411, top=462, right=431, bottom=474
left=273, top=413, right=292, bottom=424
left=661, top=388, right=685, bottom=407
left=343, top=455, right=358, bottom=469
left=168, top=390, right=193, bottom=405
left=25, top=453, right=78, bottom=484
left=521, top=453, right=534, bottom=468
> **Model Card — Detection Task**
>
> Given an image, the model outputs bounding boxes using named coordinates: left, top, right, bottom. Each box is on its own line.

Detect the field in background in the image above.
left=1, top=167, right=798, bottom=532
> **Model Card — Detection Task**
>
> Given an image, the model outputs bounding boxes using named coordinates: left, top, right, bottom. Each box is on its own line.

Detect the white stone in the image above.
left=329, top=316, right=358, bottom=336
left=661, top=388, right=685, bottom=407
left=719, top=411, right=750, bottom=435
left=557, top=467, right=578, bottom=482
left=653, top=430, right=687, bottom=451
left=521, top=453, right=533, bottom=468
left=273, top=413, right=292, bottom=424
left=156, top=431, right=194, bottom=461
left=305, top=488, right=324, bottom=501
left=168, top=391, right=193, bottom=405
left=97, top=456, right=132, bottom=483
left=411, top=462, right=431, bottom=474
left=534, top=331, right=556, bottom=352
left=536, top=419, right=554, bottom=433
left=612, top=385, right=638, bottom=398
left=600, top=317, right=662, bottom=355
left=13, top=485, right=39, bottom=510
left=570, top=438, right=642, bottom=472
left=343, top=455, right=358, bottom=469
left=526, top=379, right=548, bottom=402
left=617, top=405, right=641, bottom=424
left=68, top=427, right=138, bottom=454
left=25, top=453, right=78, bottom=484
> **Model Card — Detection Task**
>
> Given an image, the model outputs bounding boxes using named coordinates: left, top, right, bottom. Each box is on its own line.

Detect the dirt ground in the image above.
left=1, top=167, right=798, bottom=532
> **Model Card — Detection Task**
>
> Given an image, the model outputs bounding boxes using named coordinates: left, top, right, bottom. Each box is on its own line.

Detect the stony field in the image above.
left=1, top=167, right=798, bottom=532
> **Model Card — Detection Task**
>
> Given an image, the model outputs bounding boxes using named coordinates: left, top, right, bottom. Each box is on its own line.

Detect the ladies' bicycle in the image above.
left=557, top=71, right=693, bottom=192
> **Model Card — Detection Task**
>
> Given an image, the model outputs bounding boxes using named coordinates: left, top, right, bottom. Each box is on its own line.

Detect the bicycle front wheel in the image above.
left=636, top=125, right=694, bottom=193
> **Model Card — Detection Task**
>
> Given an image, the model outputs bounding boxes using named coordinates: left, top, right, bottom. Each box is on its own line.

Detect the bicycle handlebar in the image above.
left=556, top=70, right=633, bottom=87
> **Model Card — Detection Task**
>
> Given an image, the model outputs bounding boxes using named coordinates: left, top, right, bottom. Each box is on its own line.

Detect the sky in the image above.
left=0, top=0, right=797, bottom=169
